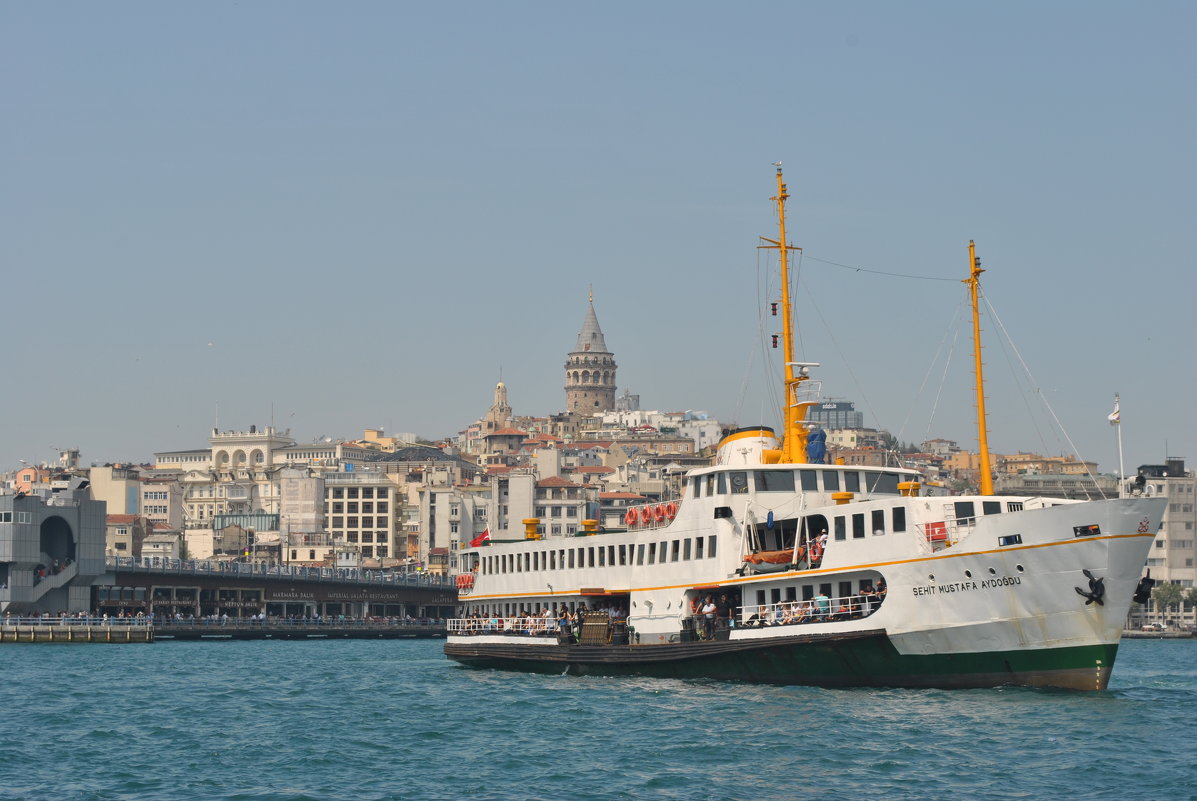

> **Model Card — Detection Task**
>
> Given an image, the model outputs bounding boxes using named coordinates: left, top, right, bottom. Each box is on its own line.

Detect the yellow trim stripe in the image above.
left=717, top=428, right=776, bottom=447
left=461, top=531, right=1153, bottom=601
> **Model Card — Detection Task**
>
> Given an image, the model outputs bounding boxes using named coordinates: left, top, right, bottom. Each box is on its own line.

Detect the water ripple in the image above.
left=1, top=639, right=1193, bottom=800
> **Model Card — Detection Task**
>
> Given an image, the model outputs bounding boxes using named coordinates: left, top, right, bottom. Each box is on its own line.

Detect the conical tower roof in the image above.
left=574, top=300, right=609, bottom=353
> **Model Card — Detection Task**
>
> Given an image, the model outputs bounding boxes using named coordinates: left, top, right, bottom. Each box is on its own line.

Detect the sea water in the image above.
left=0, top=638, right=1193, bottom=801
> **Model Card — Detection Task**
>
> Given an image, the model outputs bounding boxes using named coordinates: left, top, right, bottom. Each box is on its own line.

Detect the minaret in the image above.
left=564, top=292, right=617, bottom=412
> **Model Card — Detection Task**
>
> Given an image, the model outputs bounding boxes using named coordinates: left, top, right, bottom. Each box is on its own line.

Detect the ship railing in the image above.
left=735, top=594, right=885, bottom=629
left=447, top=617, right=561, bottom=637
left=914, top=519, right=972, bottom=552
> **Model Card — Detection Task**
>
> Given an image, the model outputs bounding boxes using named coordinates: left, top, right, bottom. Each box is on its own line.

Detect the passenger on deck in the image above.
left=860, top=583, right=877, bottom=614
left=814, top=591, right=830, bottom=619
left=557, top=609, right=572, bottom=643
left=700, top=596, right=717, bottom=638
left=798, top=600, right=815, bottom=622
left=716, top=594, right=733, bottom=630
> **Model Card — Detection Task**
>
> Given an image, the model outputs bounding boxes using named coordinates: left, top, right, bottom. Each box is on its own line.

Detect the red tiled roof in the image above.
left=106, top=514, right=139, bottom=524
left=599, top=491, right=648, bottom=500
left=536, top=476, right=582, bottom=488
left=486, top=465, right=514, bottom=474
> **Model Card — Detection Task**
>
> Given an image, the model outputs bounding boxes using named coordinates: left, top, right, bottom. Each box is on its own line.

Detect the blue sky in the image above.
left=3, top=1, right=1193, bottom=475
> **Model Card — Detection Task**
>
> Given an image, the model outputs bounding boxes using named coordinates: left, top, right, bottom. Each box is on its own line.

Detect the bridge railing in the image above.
left=155, top=617, right=447, bottom=628
left=105, top=556, right=455, bottom=588
left=2, top=615, right=152, bottom=627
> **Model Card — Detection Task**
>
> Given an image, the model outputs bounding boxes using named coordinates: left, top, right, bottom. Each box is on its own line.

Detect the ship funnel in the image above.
left=715, top=427, right=781, bottom=466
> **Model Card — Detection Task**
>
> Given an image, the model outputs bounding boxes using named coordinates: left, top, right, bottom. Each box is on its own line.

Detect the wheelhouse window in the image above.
left=863, top=472, right=901, bottom=495
left=844, top=472, right=861, bottom=493
left=872, top=509, right=885, bottom=535
left=729, top=472, right=749, bottom=494
left=982, top=501, right=1002, bottom=515
left=892, top=506, right=907, bottom=533
left=834, top=516, right=847, bottom=541
left=822, top=471, right=841, bottom=492
left=755, top=470, right=795, bottom=493
left=852, top=513, right=866, bottom=539
left=799, top=470, right=818, bottom=491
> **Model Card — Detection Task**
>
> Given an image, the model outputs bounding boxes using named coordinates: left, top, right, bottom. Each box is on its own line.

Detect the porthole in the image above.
left=928, top=574, right=935, bottom=582
left=1016, top=565, right=1025, bottom=573
left=964, top=570, right=973, bottom=578
left=988, top=567, right=997, bottom=576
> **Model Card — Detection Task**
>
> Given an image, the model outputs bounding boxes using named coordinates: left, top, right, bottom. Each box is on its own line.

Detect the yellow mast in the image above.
left=760, top=166, right=811, bottom=463
left=964, top=240, right=994, bottom=495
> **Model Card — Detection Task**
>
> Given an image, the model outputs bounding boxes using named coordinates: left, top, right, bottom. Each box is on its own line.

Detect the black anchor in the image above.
left=1075, top=569, right=1105, bottom=606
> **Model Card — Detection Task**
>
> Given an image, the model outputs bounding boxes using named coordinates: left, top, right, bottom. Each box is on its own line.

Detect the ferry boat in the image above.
left=443, top=169, right=1165, bottom=690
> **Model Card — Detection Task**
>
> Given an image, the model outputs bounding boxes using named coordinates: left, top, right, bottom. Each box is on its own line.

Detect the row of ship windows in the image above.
left=834, top=507, right=906, bottom=539
left=483, top=536, right=719, bottom=575
left=816, top=499, right=1015, bottom=542
left=690, top=470, right=904, bottom=498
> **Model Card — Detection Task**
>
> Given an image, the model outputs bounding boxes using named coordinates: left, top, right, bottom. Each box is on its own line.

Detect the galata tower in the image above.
left=564, top=294, right=617, bottom=412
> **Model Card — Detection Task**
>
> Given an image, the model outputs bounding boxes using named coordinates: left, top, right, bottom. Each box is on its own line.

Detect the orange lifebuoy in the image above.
left=809, top=541, right=823, bottom=563
left=664, top=502, right=678, bottom=520
left=625, top=509, right=637, bottom=527
left=653, top=504, right=666, bottom=522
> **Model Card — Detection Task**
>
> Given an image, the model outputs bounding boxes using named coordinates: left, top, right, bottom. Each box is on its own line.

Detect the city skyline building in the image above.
left=564, top=295, right=617, bottom=413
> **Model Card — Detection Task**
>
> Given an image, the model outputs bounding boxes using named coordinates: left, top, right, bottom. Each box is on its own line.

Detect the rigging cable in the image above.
left=888, top=295, right=964, bottom=452
left=979, top=290, right=1055, bottom=465
left=983, top=295, right=1108, bottom=500
left=805, top=255, right=958, bottom=283
left=800, top=275, right=896, bottom=464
